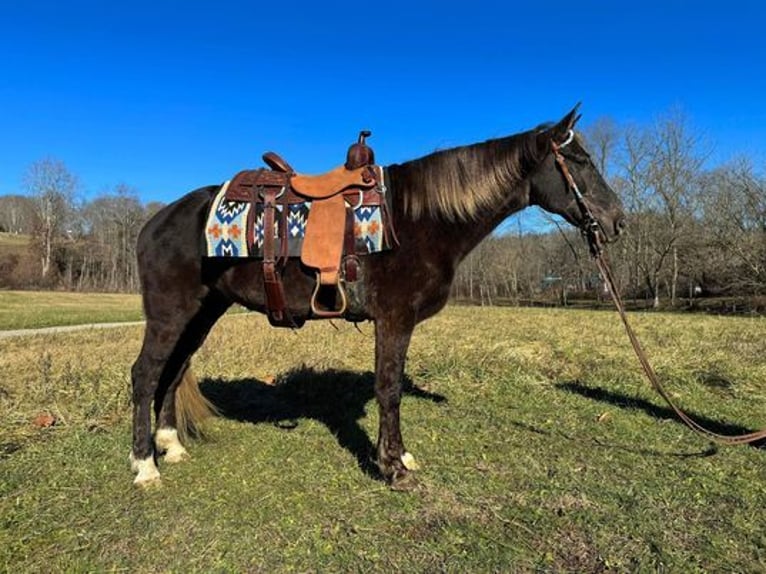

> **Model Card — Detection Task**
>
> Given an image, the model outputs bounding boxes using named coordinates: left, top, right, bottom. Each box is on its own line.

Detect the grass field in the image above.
left=0, top=232, right=31, bottom=249
left=1, top=306, right=765, bottom=572
left=0, top=290, right=144, bottom=330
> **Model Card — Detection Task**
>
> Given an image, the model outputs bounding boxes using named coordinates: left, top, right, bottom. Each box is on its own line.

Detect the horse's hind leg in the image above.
left=153, top=363, right=194, bottom=464
left=153, top=295, right=229, bottom=463
left=131, top=319, right=178, bottom=486
left=131, top=322, right=199, bottom=485
left=131, top=292, right=229, bottom=486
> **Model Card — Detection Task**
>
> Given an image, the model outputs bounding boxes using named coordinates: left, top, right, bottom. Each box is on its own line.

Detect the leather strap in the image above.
left=343, top=205, right=359, bottom=282
left=278, top=187, right=290, bottom=266
left=595, top=251, right=766, bottom=445
left=379, top=167, right=399, bottom=248
left=261, top=187, right=290, bottom=326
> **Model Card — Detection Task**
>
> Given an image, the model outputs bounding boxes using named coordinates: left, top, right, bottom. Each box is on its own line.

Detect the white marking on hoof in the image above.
left=163, top=447, right=189, bottom=464
left=401, top=452, right=420, bottom=471
left=129, top=451, right=139, bottom=472
left=132, top=456, right=161, bottom=487
left=155, top=428, right=189, bottom=464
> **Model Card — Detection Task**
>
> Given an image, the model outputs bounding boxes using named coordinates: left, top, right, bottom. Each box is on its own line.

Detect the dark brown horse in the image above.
left=130, top=106, right=625, bottom=488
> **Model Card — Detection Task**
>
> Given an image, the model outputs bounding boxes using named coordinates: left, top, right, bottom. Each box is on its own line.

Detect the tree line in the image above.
left=457, top=111, right=765, bottom=308
left=0, top=158, right=163, bottom=291
left=1, top=112, right=764, bottom=305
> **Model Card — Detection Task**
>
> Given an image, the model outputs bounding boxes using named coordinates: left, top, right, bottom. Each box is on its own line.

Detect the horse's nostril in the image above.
left=615, top=218, right=626, bottom=235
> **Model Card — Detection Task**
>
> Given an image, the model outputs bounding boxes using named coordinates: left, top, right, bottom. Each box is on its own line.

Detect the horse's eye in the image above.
left=569, top=152, right=591, bottom=165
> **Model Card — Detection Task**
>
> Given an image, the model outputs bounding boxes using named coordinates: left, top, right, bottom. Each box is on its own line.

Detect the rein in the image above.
left=552, top=131, right=766, bottom=446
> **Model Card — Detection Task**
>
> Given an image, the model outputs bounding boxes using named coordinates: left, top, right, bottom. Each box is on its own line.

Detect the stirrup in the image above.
left=310, top=275, right=348, bottom=318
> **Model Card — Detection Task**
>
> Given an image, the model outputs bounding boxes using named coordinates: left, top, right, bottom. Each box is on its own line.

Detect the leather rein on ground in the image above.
left=551, top=131, right=766, bottom=446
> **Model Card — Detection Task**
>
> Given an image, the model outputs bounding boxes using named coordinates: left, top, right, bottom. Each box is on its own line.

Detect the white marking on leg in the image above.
left=129, top=451, right=139, bottom=473
left=401, top=452, right=420, bottom=471
left=155, top=428, right=189, bottom=463
left=132, top=455, right=161, bottom=486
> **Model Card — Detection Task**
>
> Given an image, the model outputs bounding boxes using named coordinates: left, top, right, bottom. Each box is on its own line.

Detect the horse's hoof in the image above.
left=163, top=447, right=190, bottom=464
left=390, top=471, right=420, bottom=492
left=131, top=455, right=161, bottom=487
left=133, top=473, right=162, bottom=488
left=155, top=428, right=188, bottom=464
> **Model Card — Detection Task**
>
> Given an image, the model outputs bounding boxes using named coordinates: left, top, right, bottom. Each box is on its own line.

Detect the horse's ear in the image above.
left=554, top=103, right=582, bottom=138
left=536, top=103, right=582, bottom=155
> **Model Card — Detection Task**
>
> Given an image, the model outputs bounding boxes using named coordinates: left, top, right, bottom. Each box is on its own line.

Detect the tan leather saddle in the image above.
left=224, top=131, right=387, bottom=327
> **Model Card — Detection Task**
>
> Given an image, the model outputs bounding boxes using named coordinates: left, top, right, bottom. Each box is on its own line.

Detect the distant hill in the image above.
left=0, top=232, right=32, bottom=255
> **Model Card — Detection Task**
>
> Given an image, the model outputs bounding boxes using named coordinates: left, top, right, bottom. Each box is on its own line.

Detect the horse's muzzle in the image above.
left=601, top=216, right=626, bottom=244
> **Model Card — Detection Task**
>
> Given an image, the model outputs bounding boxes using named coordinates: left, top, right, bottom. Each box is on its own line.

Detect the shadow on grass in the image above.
left=200, top=367, right=447, bottom=479
left=556, top=380, right=765, bottom=450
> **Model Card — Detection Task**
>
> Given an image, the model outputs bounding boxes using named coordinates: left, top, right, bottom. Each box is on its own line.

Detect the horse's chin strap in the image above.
left=551, top=130, right=603, bottom=257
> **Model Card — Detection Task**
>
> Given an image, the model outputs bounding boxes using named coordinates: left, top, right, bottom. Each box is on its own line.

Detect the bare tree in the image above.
left=701, top=160, right=766, bottom=293
left=612, top=125, right=657, bottom=304
left=645, top=112, right=707, bottom=305
left=584, top=116, right=619, bottom=176
left=82, top=185, right=145, bottom=291
left=23, top=158, right=78, bottom=278
left=609, top=113, right=706, bottom=307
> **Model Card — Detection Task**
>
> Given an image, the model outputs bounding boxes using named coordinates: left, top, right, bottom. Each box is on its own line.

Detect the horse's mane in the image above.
left=390, top=128, right=542, bottom=221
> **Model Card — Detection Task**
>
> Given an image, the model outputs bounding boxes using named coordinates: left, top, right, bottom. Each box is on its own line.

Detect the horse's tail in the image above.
left=175, top=365, right=218, bottom=441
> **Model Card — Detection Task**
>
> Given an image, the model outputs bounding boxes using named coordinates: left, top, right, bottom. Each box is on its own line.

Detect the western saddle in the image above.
left=224, top=131, right=390, bottom=327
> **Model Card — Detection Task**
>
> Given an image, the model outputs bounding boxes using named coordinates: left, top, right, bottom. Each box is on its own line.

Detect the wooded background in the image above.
left=1, top=112, right=764, bottom=309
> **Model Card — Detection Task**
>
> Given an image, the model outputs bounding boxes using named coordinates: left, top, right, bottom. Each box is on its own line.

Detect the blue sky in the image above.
left=2, top=0, right=765, bottom=218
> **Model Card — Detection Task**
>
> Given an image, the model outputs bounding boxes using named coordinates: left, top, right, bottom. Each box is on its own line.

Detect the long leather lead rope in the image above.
left=594, top=251, right=766, bottom=445
left=552, top=132, right=766, bottom=446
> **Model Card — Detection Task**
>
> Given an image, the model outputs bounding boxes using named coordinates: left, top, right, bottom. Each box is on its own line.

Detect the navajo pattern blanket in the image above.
left=204, top=180, right=390, bottom=258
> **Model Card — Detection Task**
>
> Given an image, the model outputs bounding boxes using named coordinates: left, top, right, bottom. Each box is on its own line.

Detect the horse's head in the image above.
left=529, top=106, right=626, bottom=245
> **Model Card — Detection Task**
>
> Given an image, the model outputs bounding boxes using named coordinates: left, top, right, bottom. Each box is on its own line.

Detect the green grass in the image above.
left=1, top=307, right=764, bottom=572
left=0, top=290, right=144, bottom=330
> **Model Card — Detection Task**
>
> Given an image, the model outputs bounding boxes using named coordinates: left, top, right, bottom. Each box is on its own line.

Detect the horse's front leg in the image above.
left=374, top=315, right=418, bottom=490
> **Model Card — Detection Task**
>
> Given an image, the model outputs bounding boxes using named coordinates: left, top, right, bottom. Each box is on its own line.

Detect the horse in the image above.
left=130, top=105, right=626, bottom=489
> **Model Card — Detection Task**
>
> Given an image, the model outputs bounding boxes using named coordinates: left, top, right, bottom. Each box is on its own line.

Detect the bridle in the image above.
left=551, top=130, right=766, bottom=446
left=551, top=130, right=604, bottom=258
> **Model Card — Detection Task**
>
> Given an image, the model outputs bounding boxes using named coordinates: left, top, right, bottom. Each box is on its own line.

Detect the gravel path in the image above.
left=0, top=321, right=145, bottom=339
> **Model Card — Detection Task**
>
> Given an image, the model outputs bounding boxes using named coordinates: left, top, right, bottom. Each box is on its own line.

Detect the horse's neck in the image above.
left=445, top=184, right=530, bottom=261
left=387, top=165, right=531, bottom=264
